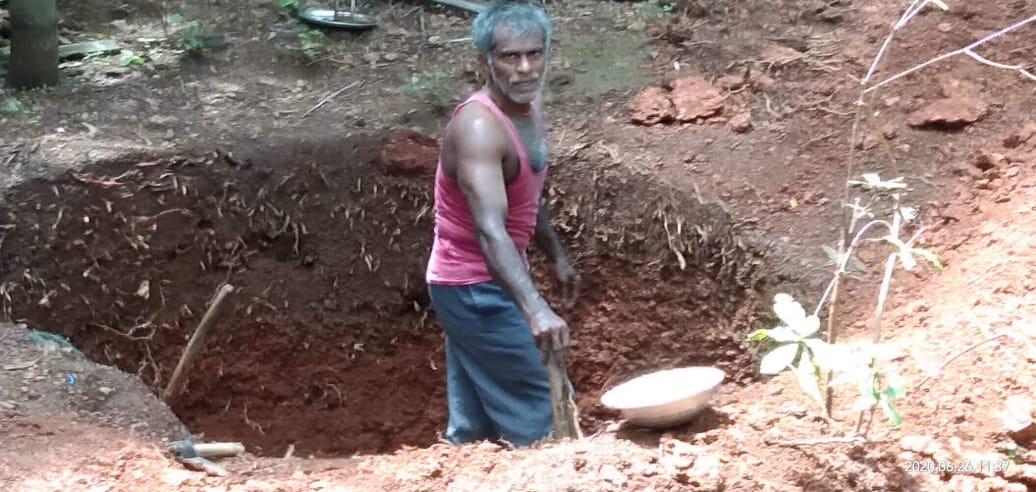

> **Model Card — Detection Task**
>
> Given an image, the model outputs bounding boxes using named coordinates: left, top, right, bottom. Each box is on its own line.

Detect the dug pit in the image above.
left=0, top=132, right=772, bottom=458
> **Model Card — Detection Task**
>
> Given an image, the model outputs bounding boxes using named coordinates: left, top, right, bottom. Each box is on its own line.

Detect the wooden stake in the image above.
left=545, top=349, right=583, bottom=440
left=162, top=284, right=235, bottom=401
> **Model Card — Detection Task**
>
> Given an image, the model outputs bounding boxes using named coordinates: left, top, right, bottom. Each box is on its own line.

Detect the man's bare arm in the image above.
left=454, top=113, right=551, bottom=319
left=533, top=199, right=567, bottom=264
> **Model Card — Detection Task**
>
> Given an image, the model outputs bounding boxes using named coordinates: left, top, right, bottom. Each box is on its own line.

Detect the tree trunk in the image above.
left=8, top=0, right=59, bottom=89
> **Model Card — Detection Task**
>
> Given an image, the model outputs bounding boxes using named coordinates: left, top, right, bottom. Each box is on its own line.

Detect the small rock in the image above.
left=759, top=44, right=802, bottom=64
left=147, top=115, right=179, bottom=127
left=901, top=435, right=935, bottom=454
left=907, top=94, right=989, bottom=129
left=716, top=74, right=748, bottom=90
left=749, top=71, right=776, bottom=90
left=675, top=450, right=722, bottom=488
left=378, top=129, right=439, bottom=177
left=98, top=386, right=114, bottom=395
left=999, top=395, right=1036, bottom=445
left=882, top=125, right=898, bottom=140
left=975, top=150, right=1007, bottom=171
left=1003, top=463, right=1036, bottom=486
left=937, top=22, right=954, bottom=32
left=628, top=86, right=676, bottom=125
left=667, top=75, right=726, bottom=122
left=728, top=112, right=752, bottom=133
left=572, top=457, right=587, bottom=471
left=161, top=467, right=195, bottom=487
left=600, top=464, right=627, bottom=486
left=1002, top=122, right=1036, bottom=149
left=778, top=401, right=807, bottom=417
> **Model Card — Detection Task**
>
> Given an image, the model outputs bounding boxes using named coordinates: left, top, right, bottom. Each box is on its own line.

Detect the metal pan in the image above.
left=298, top=7, right=378, bottom=30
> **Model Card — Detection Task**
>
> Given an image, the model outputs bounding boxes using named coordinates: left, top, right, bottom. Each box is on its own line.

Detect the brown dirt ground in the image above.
left=2, top=0, right=1036, bottom=490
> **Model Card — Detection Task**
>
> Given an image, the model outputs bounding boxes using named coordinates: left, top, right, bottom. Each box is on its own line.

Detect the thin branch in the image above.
left=895, top=0, right=925, bottom=30
left=964, top=49, right=1023, bottom=70
left=897, top=0, right=948, bottom=30
left=864, top=33, right=897, bottom=84
left=915, top=333, right=1008, bottom=389
left=769, top=435, right=867, bottom=447
left=863, top=0, right=947, bottom=84
left=301, top=80, right=365, bottom=118
left=871, top=198, right=903, bottom=346
left=813, top=219, right=894, bottom=318
left=864, top=13, right=1036, bottom=93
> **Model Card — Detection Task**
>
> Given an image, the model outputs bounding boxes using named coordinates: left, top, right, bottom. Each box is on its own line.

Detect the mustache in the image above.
left=509, top=74, right=541, bottom=84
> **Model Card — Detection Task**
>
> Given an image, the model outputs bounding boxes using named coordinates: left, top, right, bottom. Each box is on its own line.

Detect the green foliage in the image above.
left=401, top=70, right=457, bottom=112
left=176, top=23, right=209, bottom=53
left=748, top=174, right=944, bottom=432
left=274, top=28, right=330, bottom=62
left=297, top=29, right=327, bottom=59
left=635, top=0, right=675, bottom=18
left=118, top=50, right=147, bottom=67
left=278, top=0, right=299, bottom=9
left=749, top=294, right=908, bottom=427
left=1, top=93, right=38, bottom=116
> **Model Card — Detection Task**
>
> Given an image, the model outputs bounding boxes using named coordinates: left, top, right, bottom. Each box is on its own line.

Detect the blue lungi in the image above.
left=427, top=281, right=553, bottom=446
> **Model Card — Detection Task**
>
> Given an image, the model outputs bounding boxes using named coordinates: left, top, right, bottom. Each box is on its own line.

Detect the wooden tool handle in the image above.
left=545, top=349, right=583, bottom=440
left=193, top=442, right=246, bottom=458
left=162, top=284, right=235, bottom=401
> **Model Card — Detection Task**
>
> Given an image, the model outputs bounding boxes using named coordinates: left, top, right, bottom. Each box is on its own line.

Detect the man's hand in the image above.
left=554, top=259, right=580, bottom=309
left=528, top=305, right=571, bottom=356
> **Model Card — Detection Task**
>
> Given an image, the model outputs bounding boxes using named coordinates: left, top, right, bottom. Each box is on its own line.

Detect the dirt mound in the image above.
left=0, top=322, right=187, bottom=440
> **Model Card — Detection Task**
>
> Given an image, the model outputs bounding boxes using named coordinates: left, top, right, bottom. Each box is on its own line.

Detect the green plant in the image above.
left=176, top=23, right=208, bottom=53
left=118, top=49, right=147, bottom=67
left=401, top=70, right=457, bottom=112
left=297, top=28, right=327, bottom=60
left=749, top=294, right=908, bottom=428
left=634, top=1, right=670, bottom=18
left=749, top=173, right=941, bottom=432
left=744, top=0, right=1036, bottom=442
left=1, top=93, right=38, bottom=115
left=274, top=28, right=329, bottom=63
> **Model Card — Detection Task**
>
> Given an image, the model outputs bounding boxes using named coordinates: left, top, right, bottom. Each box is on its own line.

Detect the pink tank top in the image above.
left=425, top=90, right=548, bottom=286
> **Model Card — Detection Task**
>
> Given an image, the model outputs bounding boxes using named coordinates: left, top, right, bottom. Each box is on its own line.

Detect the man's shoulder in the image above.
left=447, top=102, right=506, bottom=146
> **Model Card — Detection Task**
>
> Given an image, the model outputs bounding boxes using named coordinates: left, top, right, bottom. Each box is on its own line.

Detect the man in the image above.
left=425, top=2, right=579, bottom=446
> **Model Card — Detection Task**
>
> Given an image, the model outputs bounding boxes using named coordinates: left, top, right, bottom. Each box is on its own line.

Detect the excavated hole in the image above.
left=0, top=133, right=772, bottom=458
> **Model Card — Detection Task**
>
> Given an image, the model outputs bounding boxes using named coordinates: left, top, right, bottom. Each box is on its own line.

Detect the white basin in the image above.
left=600, top=366, right=726, bottom=429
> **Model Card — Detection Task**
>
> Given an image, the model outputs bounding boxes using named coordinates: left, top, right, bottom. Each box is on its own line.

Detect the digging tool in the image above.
left=167, top=439, right=244, bottom=476
left=162, top=283, right=235, bottom=402
left=428, top=0, right=490, bottom=14
left=544, top=348, right=583, bottom=440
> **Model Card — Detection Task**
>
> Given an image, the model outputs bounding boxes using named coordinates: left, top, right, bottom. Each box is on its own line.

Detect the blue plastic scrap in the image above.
left=26, top=330, right=85, bottom=358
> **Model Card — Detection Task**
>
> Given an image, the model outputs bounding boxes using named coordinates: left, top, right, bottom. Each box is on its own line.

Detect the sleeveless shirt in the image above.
left=425, top=90, right=548, bottom=286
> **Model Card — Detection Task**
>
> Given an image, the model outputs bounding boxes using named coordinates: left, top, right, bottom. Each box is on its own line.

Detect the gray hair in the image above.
left=471, top=2, right=552, bottom=59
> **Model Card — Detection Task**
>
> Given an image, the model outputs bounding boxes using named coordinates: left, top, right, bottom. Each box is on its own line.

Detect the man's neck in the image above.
left=484, top=85, right=533, bottom=117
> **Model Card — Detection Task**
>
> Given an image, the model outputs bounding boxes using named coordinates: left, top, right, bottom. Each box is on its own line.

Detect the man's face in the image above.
left=486, top=27, right=547, bottom=105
